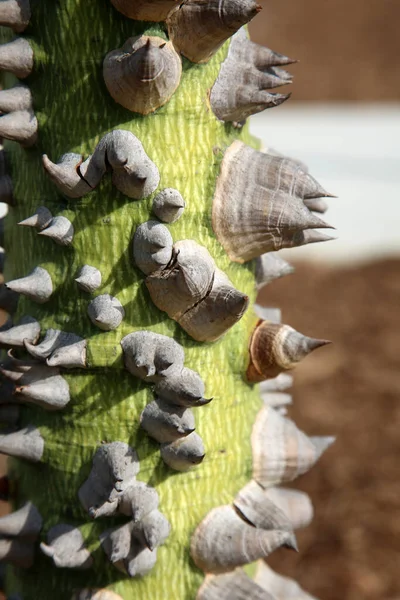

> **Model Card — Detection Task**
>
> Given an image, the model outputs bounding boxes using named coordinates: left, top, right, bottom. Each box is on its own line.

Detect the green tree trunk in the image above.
left=0, top=2, right=333, bottom=599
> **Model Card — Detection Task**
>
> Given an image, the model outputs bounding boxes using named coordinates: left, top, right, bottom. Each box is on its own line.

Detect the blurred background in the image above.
left=248, top=1, right=400, bottom=599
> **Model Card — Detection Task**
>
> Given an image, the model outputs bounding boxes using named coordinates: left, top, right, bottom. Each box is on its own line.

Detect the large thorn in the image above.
left=43, top=130, right=160, bottom=200
left=167, top=0, right=262, bottom=64
left=78, top=442, right=139, bottom=519
left=160, top=432, right=205, bottom=471
left=0, top=315, right=40, bottom=348
left=0, top=424, right=44, bottom=462
left=104, top=36, right=182, bottom=115
left=211, top=29, right=293, bottom=123
left=6, top=266, right=53, bottom=304
left=99, top=521, right=159, bottom=577
left=212, top=141, right=334, bottom=262
left=0, top=84, right=32, bottom=112
left=121, top=331, right=185, bottom=383
left=247, top=320, right=330, bottom=382
left=251, top=406, right=334, bottom=487
left=255, top=253, right=294, bottom=290
left=40, top=524, right=93, bottom=569
left=133, top=220, right=173, bottom=275
left=0, top=38, right=33, bottom=79
left=0, top=0, right=31, bottom=33
left=75, top=265, right=101, bottom=293
left=38, top=216, right=74, bottom=246
left=0, top=109, right=37, bottom=146
left=0, top=502, right=42, bottom=539
left=191, top=503, right=296, bottom=573
left=18, top=206, right=53, bottom=230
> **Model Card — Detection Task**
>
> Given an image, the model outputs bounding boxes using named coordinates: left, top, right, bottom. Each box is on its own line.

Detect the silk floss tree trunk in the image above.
left=0, top=1, right=336, bottom=599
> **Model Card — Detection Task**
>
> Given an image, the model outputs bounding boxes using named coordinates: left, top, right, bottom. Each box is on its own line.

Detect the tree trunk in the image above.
left=0, top=1, right=334, bottom=599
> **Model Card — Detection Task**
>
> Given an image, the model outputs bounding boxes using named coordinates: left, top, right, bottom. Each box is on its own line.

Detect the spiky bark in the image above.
left=0, top=2, right=334, bottom=599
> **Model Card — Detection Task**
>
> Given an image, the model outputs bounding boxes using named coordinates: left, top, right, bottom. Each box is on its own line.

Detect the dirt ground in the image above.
left=258, top=258, right=400, bottom=600
left=249, top=0, right=400, bottom=102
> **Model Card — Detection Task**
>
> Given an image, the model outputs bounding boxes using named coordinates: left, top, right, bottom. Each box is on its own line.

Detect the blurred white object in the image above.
left=250, top=105, right=400, bottom=263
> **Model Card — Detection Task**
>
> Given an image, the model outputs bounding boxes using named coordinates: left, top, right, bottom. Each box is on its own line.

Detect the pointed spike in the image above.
left=24, top=328, right=68, bottom=359
left=0, top=84, right=32, bottom=113
left=87, top=294, right=125, bottom=331
left=154, top=367, right=208, bottom=407
left=298, top=230, right=337, bottom=245
left=75, top=265, right=102, bottom=293
left=247, top=320, right=331, bottom=382
left=18, top=206, right=53, bottom=230
left=46, top=338, right=87, bottom=369
left=212, top=141, right=335, bottom=262
left=211, top=29, right=293, bottom=123
left=38, top=216, right=74, bottom=246
left=167, top=0, right=262, bottom=64
left=0, top=424, right=44, bottom=462
left=78, top=442, right=139, bottom=518
left=152, top=188, right=185, bottom=223
left=0, top=0, right=31, bottom=32
left=0, top=502, right=42, bottom=539
left=310, top=435, right=336, bottom=458
left=40, top=524, right=93, bottom=570
left=133, top=220, right=173, bottom=275
left=99, top=521, right=158, bottom=577
left=255, top=253, right=294, bottom=290
left=0, top=174, right=14, bottom=205
left=160, top=432, right=205, bottom=471
left=0, top=315, right=40, bottom=348
left=140, top=398, right=195, bottom=443
left=0, top=37, right=33, bottom=78
left=6, top=266, right=53, bottom=304
left=177, top=267, right=249, bottom=342
left=14, top=364, right=71, bottom=410
left=234, top=480, right=294, bottom=533
left=119, top=481, right=159, bottom=521
left=104, top=35, right=182, bottom=115
left=251, top=406, right=329, bottom=487
left=0, top=109, right=37, bottom=146
left=145, top=239, right=216, bottom=324
left=301, top=174, right=336, bottom=199
left=270, top=66, right=293, bottom=82
left=132, top=509, right=170, bottom=551
left=191, top=504, right=297, bottom=574
left=42, top=152, right=91, bottom=198
left=121, top=330, right=185, bottom=382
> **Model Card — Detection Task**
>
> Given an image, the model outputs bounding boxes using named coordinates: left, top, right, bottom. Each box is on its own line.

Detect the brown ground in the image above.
left=258, top=258, right=400, bottom=600
left=249, top=0, right=400, bottom=101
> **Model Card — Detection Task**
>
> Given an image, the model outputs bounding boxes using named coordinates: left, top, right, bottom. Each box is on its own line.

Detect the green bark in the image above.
left=3, top=2, right=263, bottom=598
